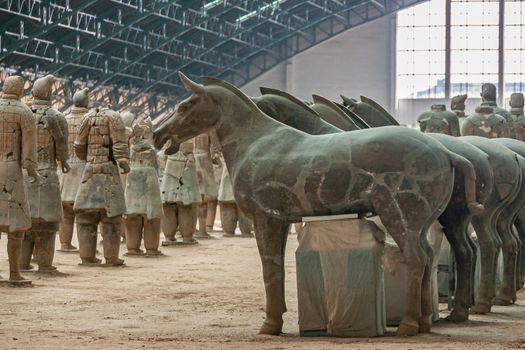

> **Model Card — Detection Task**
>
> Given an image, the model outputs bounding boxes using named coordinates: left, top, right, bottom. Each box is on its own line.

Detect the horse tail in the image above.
left=447, top=150, right=485, bottom=215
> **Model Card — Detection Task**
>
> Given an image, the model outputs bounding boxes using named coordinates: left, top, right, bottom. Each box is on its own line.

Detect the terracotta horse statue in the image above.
left=154, top=73, right=482, bottom=336
left=255, top=87, right=491, bottom=322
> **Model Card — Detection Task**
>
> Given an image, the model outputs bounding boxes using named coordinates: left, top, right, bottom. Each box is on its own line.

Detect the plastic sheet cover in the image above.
left=296, top=219, right=386, bottom=337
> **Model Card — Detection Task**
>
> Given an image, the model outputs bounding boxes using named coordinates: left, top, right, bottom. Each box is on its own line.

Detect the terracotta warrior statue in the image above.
left=119, top=111, right=136, bottom=241
left=510, top=93, right=525, bottom=142
left=73, top=106, right=130, bottom=266
left=218, top=162, right=253, bottom=237
left=20, top=75, right=69, bottom=273
left=479, top=83, right=513, bottom=137
left=461, top=105, right=509, bottom=138
left=161, top=139, right=200, bottom=245
left=59, top=88, right=90, bottom=252
left=124, top=116, right=163, bottom=256
left=194, top=132, right=219, bottom=238
left=417, top=104, right=460, bottom=136
left=451, top=94, right=467, bottom=119
left=0, top=75, right=40, bottom=285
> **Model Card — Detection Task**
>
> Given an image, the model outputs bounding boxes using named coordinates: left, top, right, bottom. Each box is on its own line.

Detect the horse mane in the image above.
left=334, top=102, right=371, bottom=129
left=312, top=94, right=350, bottom=120
left=259, top=87, right=321, bottom=118
left=360, top=95, right=399, bottom=126
left=201, top=76, right=260, bottom=113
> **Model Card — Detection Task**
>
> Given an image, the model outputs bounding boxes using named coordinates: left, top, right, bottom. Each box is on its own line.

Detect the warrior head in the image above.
left=121, top=111, right=136, bottom=129
left=2, top=75, right=25, bottom=97
left=481, top=83, right=497, bottom=102
left=510, top=93, right=524, bottom=109
left=73, top=88, right=90, bottom=108
left=32, top=74, right=54, bottom=101
left=451, top=94, right=467, bottom=111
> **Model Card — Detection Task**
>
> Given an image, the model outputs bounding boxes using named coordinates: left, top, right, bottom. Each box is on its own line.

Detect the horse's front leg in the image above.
left=253, top=212, right=290, bottom=335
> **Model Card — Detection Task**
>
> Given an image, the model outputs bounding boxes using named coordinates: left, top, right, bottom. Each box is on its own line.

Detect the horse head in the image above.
left=153, top=72, right=221, bottom=154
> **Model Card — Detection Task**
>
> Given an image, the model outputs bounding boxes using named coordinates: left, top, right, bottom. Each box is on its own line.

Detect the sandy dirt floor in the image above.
left=1, top=226, right=525, bottom=350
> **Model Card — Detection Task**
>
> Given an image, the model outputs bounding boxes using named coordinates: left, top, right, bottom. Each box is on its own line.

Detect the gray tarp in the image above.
left=296, top=219, right=386, bottom=337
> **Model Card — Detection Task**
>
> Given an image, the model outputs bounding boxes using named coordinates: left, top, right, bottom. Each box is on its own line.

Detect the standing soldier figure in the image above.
left=461, top=106, right=509, bottom=139
left=58, top=88, right=90, bottom=252
left=124, top=117, right=163, bottom=256
left=510, top=93, right=525, bottom=142
left=161, top=139, right=200, bottom=245
left=193, top=132, right=219, bottom=238
left=73, top=106, right=130, bottom=266
left=0, top=75, right=40, bottom=284
left=479, top=83, right=513, bottom=137
left=20, top=75, right=69, bottom=273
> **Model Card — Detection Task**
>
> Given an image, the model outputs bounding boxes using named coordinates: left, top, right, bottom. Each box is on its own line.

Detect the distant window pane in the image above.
left=450, top=0, right=500, bottom=97
left=396, top=0, right=445, bottom=99
left=505, top=1, right=525, bottom=97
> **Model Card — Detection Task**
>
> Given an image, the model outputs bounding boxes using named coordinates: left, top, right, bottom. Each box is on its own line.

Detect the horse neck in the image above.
left=213, top=94, right=282, bottom=172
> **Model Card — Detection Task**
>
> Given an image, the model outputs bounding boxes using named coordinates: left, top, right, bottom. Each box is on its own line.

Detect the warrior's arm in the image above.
left=20, top=105, right=40, bottom=184
left=74, top=114, right=91, bottom=160
left=20, top=105, right=37, bottom=169
left=109, top=111, right=130, bottom=173
left=460, top=119, right=473, bottom=136
left=47, top=111, right=69, bottom=163
left=450, top=117, right=461, bottom=137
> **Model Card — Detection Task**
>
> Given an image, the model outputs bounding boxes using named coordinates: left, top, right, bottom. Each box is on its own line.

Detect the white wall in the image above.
left=241, top=14, right=397, bottom=114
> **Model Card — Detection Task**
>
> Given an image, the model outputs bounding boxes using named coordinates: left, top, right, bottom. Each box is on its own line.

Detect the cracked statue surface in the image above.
left=154, top=72, right=482, bottom=337
left=58, top=88, right=90, bottom=253
left=21, top=75, right=70, bottom=274
left=0, top=75, right=40, bottom=285
left=124, top=116, right=163, bottom=256
left=73, top=106, right=130, bottom=266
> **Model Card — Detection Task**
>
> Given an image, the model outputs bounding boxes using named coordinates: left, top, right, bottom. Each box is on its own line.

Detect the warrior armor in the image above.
left=161, top=139, right=200, bottom=205
left=510, top=93, right=525, bottom=142
left=418, top=105, right=460, bottom=136
left=461, top=106, right=509, bottom=138
left=0, top=78, right=37, bottom=232
left=194, top=132, right=219, bottom=199
left=74, top=107, right=129, bottom=217
left=25, top=98, right=68, bottom=223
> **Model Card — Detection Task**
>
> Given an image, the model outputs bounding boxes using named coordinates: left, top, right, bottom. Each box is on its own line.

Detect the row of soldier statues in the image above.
left=418, top=83, right=525, bottom=139
left=0, top=74, right=251, bottom=285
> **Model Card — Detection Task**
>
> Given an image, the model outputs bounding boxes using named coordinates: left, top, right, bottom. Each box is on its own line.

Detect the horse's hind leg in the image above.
left=515, top=213, right=525, bottom=288
left=253, top=213, right=289, bottom=335
left=372, top=189, right=429, bottom=336
left=494, top=209, right=518, bottom=305
left=419, top=222, right=438, bottom=333
left=471, top=213, right=499, bottom=314
left=438, top=207, right=473, bottom=323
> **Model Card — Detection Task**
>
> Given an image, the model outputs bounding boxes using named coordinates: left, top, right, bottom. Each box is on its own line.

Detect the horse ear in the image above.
left=179, top=72, right=204, bottom=94
left=340, top=94, right=356, bottom=107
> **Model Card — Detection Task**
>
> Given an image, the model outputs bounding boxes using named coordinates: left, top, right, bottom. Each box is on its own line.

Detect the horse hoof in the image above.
left=470, top=303, right=491, bottom=314
left=444, top=312, right=468, bottom=323
left=258, top=321, right=282, bottom=335
left=396, top=323, right=419, bottom=337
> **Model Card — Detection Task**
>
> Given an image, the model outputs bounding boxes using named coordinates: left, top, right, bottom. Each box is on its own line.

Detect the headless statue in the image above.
left=160, top=140, right=200, bottom=245
left=479, top=83, right=513, bottom=137
left=510, top=93, right=525, bottom=142
left=21, top=75, right=69, bottom=273
left=124, top=117, right=163, bottom=256
left=418, top=104, right=460, bottom=136
left=59, top=88, right=90, bottom=252
left=461, top=105, right=509, bottom=138
left=73, top=106, right=130, bottom=266
left=0, top=75, right=40, bottom=285
left=193, top=132, right=219, bottom=238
